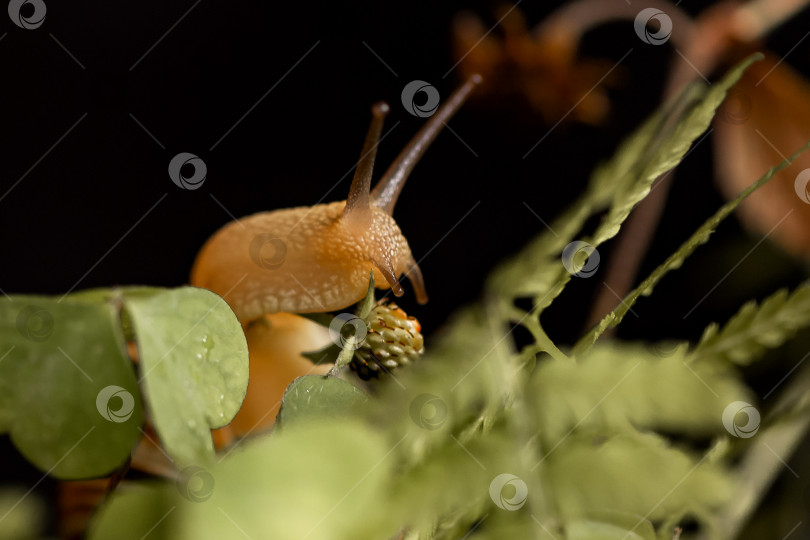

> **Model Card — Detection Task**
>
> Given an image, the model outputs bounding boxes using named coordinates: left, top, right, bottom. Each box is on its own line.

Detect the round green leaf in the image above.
left=0, top=296, right=143, bottom=479
left=277, top=375, right=368, bottom=427
left=124, top=287, right=249, bottom=467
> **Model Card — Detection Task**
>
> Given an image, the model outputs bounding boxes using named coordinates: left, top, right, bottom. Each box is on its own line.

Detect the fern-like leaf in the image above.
left=574, top=138, right=810, bottom=357
left=689, top=283, right=810, bottom=365
left=487, top=54, right=763, bottom=315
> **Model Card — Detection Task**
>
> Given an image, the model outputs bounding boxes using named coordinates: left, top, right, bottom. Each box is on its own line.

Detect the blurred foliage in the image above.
left=487, top=54, right=766, bottom=344
left=0, top=488, right=44, bottom=539
left=0, top=286, right=248, bottom=479
left=690, top=284, right=810, bottom=365
left=2, top=54, right=810, bottom=539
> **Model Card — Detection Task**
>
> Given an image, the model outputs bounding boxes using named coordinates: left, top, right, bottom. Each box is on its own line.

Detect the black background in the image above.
left=2, top=0, right=810, bottom=536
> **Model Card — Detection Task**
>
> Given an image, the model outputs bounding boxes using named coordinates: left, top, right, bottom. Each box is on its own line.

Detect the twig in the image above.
left=585, top=0, right=810, bottom=329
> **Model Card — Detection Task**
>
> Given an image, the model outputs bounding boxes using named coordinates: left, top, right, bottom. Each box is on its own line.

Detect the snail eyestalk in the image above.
left=344, top=102, right=390, bottom=229
left=371, top=74, right=482, bottom=215
left=405, top=255, right=428, bottom=304
left=372, top=255, right=405, bottom=298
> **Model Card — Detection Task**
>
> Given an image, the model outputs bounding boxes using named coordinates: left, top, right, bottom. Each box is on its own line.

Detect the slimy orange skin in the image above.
left=212, top=313, right=332, bottom=444
left=191, top=201, right=421, bottom=323
left=192, top=76, right=481, bottom=438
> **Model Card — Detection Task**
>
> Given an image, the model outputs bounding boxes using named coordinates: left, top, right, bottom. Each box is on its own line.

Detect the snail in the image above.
left=191, top=76, right=481, bottom=441
left=191, top=75, right=482, bottom=323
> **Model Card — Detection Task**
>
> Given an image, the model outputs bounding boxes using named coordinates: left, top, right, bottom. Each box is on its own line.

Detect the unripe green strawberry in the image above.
left=352, top=301, right=424, bottom=379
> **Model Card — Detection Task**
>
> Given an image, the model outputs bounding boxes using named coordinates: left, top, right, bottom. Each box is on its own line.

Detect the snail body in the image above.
left=191, top=200, right=419, bottom=322
left=192, top=76, right=481, bottom=323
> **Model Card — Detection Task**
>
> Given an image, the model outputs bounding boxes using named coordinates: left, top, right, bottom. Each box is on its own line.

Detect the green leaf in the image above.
left=584, top=53, right=763, bottom=268
left=488, top=54, right=764, bottom=331
left=66, top=286, right=164, bottom=304
left=545, top=431, right=733, bottom=526
left=68, top=287, right=165, bottom=341
left=357, top=271, right=376, bottom=319
left=586, top=82, right=707, bottom=246
left=531, top=343, right=750, bottom=446
left=125, top=287, right=249, bottom=467
left=89, top=420, right=397, bottom=540
left=0, top=286, right=251, bottom=477
left=532, top=345, right=744, bottom=533
left=86, top=483, right=176, bottom=540
left=566, top=514, right=656, bottom=540
left=276, top=375, right=368, bottom=427
left=0, top=296, right=143, bottom=479
left=383, top=427, right=534, bottom=537
left=574, top=137, right=810, bottom=356
left=587, top=53, right=762, bottom=248
left=0, top=487, right=45, bottom=539
left=689, top=283, right=810, bottom=365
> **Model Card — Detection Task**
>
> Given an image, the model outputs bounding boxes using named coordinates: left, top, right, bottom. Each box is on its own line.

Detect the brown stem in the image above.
left=585, top=3, right=737, bottom=330
left=371, top=75, right=481, bottom=214
left=585, top=0, right=810, bottom=331
left=535, top=0, right=695, bottom=51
